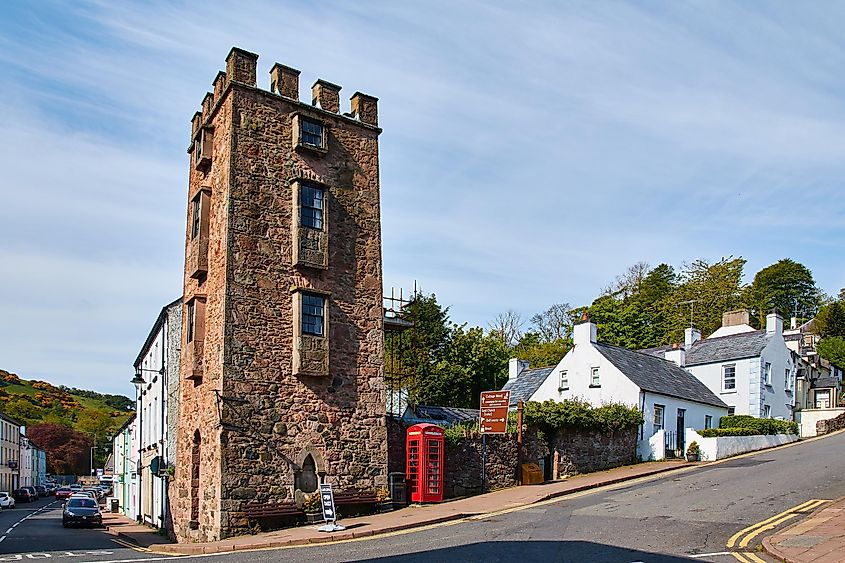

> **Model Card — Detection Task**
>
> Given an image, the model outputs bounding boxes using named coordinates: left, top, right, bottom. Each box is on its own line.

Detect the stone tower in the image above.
left=172, top=47, right=387, bottom=542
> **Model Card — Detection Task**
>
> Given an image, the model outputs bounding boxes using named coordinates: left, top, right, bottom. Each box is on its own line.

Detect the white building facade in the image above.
left=682, top=312, right=796, bottom=420
left=111, top=414, right=137, bottom=520
left=504, top=318, right=728, bottom=460
left=131, top=298, right=181, bottom=529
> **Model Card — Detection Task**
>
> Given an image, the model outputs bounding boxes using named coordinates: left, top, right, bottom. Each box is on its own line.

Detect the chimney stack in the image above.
left=312, top=80, right=341, bottom=113
left=212, top=71, right=227, bottom=102
left=684, top=325, right=701, bottom=349
left=350, top=92, right=378, bottom=127
left=226, top=47, right=258, bottom=87
left=573, top=315, right=597, bottom=346
left=722, top=309, right=750, bottom=328
left=270, top=63, right=300, bottom=100
left=766, top=311, right=784, bottom=334
left=664, top=343, right=686, bottom=367
left=508, top=358, right=529, bottom=380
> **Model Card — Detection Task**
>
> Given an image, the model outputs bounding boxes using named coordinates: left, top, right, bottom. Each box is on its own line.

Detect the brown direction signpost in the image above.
left=479, top=390, right=510, bottom=493
left=480, top=390, right=510, bottom=434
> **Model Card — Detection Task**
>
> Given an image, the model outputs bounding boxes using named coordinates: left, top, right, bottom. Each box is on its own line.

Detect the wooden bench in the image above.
left=333, top=491, right=379, bottom=506
left=243, top=502, right=302, bottom=519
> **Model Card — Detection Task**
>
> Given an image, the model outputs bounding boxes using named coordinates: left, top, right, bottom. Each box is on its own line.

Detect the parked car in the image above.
left=0, top=492, right=15, bottom=509
left=13, top=489, right=35, bottom=503
left=34, top=486, right=46, bottom=498
left=55, top=487, right=73, bottom=501
left=62, top=497, right=102, bottom=528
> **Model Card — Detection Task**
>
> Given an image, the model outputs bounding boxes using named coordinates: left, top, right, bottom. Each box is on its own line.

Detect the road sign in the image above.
left=317, top=483, right=345, bottom=533
left=480, top=390, right=510, bottom=434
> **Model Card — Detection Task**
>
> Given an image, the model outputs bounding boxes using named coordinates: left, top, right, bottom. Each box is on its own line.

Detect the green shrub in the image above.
left=718, top=415, right=797, bottom=435
left=523, top=399, right=643, bottom=438
left=700, top=427, right=760, bottom=437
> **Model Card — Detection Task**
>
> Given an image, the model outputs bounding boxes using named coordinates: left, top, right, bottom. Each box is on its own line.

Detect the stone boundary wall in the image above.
left=548, top=428, right=638, bottom=478
left=387, top=417, right=637, bottom=499
left=816, top=411, right=845, bottom=435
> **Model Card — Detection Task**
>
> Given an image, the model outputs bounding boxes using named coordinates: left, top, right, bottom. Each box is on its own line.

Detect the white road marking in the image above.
left=0, top=537, right=5, bottom=544
left=4, top=530, right=10, bottom=535
left=690, top=553, right=734, bottom=558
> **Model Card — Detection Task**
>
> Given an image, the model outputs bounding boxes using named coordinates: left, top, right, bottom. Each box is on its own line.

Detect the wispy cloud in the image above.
left=1, top=1, right=843, bottom=394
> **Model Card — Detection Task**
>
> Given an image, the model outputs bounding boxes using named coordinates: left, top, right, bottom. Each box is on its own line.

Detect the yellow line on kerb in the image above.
left=726, top=499, right=831, bottom=549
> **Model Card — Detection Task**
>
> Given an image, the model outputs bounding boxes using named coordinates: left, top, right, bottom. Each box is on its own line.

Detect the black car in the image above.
left=34, top=486, right=46, bottom=498
left=13, top=488, right=35, bottom=503
left=24, top=487, right=38, bottom=500
left=62, top=497, right=102, bottom=528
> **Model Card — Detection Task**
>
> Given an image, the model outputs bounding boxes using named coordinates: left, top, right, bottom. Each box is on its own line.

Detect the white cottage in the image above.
left=504, top=317, right=728, bottom=460
left=644, top=311, right=796, bottom=420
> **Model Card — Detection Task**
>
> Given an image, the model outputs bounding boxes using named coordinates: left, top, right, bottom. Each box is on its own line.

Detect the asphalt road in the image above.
left=0, top=495, right=143, bottom=561
left=0, top=432, right=842, bottom=563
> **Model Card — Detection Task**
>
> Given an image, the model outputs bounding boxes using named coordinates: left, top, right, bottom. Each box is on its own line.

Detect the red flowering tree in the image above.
left=27, top=423, right=93, bottom=475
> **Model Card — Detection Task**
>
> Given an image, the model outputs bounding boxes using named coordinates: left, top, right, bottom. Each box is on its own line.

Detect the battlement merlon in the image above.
left=188, top=48, right=381, bottom=149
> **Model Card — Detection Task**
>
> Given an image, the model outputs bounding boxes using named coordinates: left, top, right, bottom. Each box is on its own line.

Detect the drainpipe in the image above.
left=160, top=323, right=167, bottom=529
left=640, top=391, right=646, bottom=441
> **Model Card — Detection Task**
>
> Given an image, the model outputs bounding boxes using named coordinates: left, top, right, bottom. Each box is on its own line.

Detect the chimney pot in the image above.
left=225, top=47, right=258, bottom=87
left=312, top=80, right=341, bottom=113
left=350, top=92, right=379, bottom=127
left=270, top=63, right=300, bottom=100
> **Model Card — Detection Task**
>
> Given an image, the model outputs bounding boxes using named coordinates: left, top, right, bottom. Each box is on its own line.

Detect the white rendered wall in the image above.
left=137, top=320, right=168, bottom=528
left=795, top=408, right=845, bottom=438
left=685, top=429, right=798, bottom=461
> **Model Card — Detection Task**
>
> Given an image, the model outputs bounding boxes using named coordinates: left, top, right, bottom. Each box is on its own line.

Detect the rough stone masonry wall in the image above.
left=172, top=83, right=235, bottom=543
left=215, top=84, right=386, bottom=535
left=548, top=428, right=638, bottom=478
left=816, top=411, right=845, bottom=435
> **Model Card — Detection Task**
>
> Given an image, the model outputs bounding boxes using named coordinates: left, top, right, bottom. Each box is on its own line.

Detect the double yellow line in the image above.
left=726, top=498, right=831, bottom=560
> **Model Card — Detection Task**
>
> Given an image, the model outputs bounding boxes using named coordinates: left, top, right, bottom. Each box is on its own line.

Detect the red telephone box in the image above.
left=406, top=423, right=445, bottom=503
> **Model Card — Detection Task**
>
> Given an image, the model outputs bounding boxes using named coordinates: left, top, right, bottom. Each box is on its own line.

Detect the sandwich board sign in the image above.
left=480, top=390, right=510, bottom=434
left=317, top=483, right=345, bottom=532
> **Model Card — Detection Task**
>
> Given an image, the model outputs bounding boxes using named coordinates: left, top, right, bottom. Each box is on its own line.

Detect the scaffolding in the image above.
left=384, top=287, right=416, bottom=417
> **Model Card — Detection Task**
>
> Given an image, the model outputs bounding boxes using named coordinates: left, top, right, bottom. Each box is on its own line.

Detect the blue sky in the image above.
left=1, top=1, right=843, bottom=397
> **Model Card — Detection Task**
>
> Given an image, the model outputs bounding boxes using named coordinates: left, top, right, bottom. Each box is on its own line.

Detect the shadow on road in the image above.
left=352, top=540, right=696, bottom=562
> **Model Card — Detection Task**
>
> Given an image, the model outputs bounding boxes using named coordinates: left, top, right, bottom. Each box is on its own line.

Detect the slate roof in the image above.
left=684, top=331, right=771, bottom=366
left=811, top=377, right=840, bottom=389
left=403, top=405, right=479, bottom=425
left=594, top=343, right=728, bottom=408
left=501, top=367, right=555, bottom=406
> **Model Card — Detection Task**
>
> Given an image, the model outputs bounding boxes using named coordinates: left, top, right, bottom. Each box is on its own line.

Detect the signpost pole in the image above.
left=481, top=433, right=486, bottom=494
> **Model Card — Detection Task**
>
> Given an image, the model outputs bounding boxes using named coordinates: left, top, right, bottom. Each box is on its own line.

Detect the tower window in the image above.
left=191, top=195, right=201, bottom=240
left=300, top=185, right=324, bottom=230
left=187, top=300, right=196, bottom=343
left=301, top=119, right=324, bottom=148
left=302, top=293, right=325, bottom=336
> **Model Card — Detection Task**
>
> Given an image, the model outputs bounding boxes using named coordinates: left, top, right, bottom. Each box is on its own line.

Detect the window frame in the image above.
left=704, top=415, right=713, bottom=430
left=763, top=362, right=772, bottom=386
left=763, top=404, right=772, bottom=418
left=653, top=404, right=665, bottom=433
left=300, top=118, right=324, bottom=148
left=589, top=366, right=601, bottom=388
left=299, top=184, right=325, bottom=231
left=186, top=300, right=196, bottom=344
left=301, top=292, right=326, bottom=337
left=784, top=368, right=793, bottom=393
left=191, top=193, right=202, bottom=240
left=558, top=370, right=569, bottom=391
left=727, top=406, right=736, bottom=416
left=722, top=364, right=736, bottom=392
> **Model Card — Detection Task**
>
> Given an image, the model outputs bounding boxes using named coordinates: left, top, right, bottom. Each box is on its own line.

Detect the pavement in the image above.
left=103, top=459, right=689, bottom=554
left=763, top=497, right=845, bottom=563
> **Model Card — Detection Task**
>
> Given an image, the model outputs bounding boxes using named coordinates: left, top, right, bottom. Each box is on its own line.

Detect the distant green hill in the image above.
left=0, top=369, right=133, bottom=440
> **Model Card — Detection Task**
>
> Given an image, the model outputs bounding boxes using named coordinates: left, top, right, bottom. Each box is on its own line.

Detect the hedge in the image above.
left=523, top=399, right=643, bottom=438
left=718, top=415, right=797, bottom=435
left=699, top=427, right=761, bottom=438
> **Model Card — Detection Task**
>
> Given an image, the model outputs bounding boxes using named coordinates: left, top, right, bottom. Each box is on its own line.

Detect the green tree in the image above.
left=816, top=337, right=845, bottom=369
left=511, top=332, right=569, bottom=369
left=667, top=257, right=746, bottom=341
left=816, top=301, right=845, bottom=338
left=746, top=259, right=821, bottom=327
left=417, top=326, right=509, bottom=408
